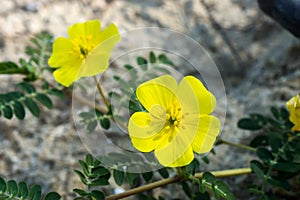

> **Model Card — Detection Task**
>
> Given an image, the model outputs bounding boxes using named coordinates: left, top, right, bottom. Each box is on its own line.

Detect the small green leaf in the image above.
left=273, top=162, right=300, bottom=173
left=137, top=57, right=148, bottom=70
left=35, top=93, right=53, bottom=109
left=202, top=172, right=216, bottom=188
left=3, top=105, right=13, bottom=119
left=18, top=82, right=36, bottom=93
left=78, top=160, right=89, bottom=177
left=89, top=178, right=109, bottom=186
left=126, top=171, right=139, bottom=187
left=181, top=181, right=192, bottom=198
left=92, top=166, right=110, bottom=177
left=18, top=182, right=29, bottom=199
left=74, top=170, right=88, bottom=185
left=100, top=117, right=110, bottom=130
left=238, top=118, right=262, bottom=130
left=256, top=148, right=273, bottom=164
left=44, top=192, right=61, bottom=200
left=90, top=190, right=104, bottom=200
left=158, top=168, right=169, bottom=178
left=113, top=169, right=124, bottom=186
left=186, top=158, right=200, bottom=175
left=201, top=156, right=210, bottom=164
left=158, top=54, right=174, bottom=66
left=29, top=185, right=42, bottom=200
left=269, top=137, right=282, bottom=152
left=267, top=177, right=290, bottom=190
left=7, top=180, right=18, bottom=197
left=0, top=62, right=28, bottom=74
left=13, top=101, right=25, bottom=120
left=142, top=171, right=153, bottom=183
left=250, top=160, right=265, bottom=179
left=149, top=52, right=156, bottom=64
left=250, top=135, right=269, bottom=147
left=24, top=98, right=40, bottom=117
left=213, top=180, right=235, bottom=200
left=0, top=177, right=6, bottom=193
left=85, top=154, right=94, bottom=167
left=48, top=89, right=64, bottom=98
left=73, top=188, right=88, bottom=197
left=87, top=120, right=97, bottom=133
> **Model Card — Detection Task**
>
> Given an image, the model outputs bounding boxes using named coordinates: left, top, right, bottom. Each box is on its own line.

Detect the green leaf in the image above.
left=273, top=162, right=300, bottom=173
left=7, top=180, right=18, bottom=197
left=24, top=98, right=40, bottom=117
left=85, top=154, right=94, bottom=167
left=35, top=93, right=53, bottom=109
left=186, top=158, right=200, bottom=175
left=126, top=171, right=139, bottom=187
left=181, top=181, right=192, bottom=198
left=100, top=117, right=110, bottom=130
left=142, top=171, right=153, bottom=183
left=213, top=180, right=235, bottom=200
left=250, top=160, right=265, bottom=179
left=18, top=182, right=29, bottom=199
left=87, top=120, right=97, bottom=133
left=256, top=148, right=273, bottom=164
left=0, top=62, right=29, bottom=74
left=74, top=170, right=88, bottom=185
left=3, top=105, right=13, bottom=119
left=113, top=169, right=124, bottom=186
left=202, top=172, right=216, bottom=188
left=267, top=177, right=290, bottom=190
left=137, top=57, right=148, bottom=70
left=78, top=160, right=89, bottom=177
left=269, top=137, right=282, bottom=152
left=90, top=190, right=105, bottom=200
left=149, top=52, right=156, bottom=64
left=13, top=101, right=25, bottom=120
left=44, top=192, right=61, bottom=200
left=73, top=188, right=88, bottom=197
left=92, top=166, right=110, bottom=177
left=158, top=54, right=174, bottom=66
left=194, top=192, right=211, bottom=200
left=89, top=178, right=109, bottom=186
left=250, top=135, right=269, bottom=147
left=158, top=168, right=169, bottom=178
left=48, top=89, right=64, bottom=98
left=238, top=118, right=262, bottom=130
left=18, top=82, right=36, bottom=93
left=201, top=156, right=210, bottom=164
left=0, top=177, right=6, bottom=193
left=29, top=185, right=42, bottom=200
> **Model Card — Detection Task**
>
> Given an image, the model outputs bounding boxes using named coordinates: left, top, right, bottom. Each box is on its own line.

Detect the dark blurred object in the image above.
left=258, top=0, right=300, bottom=38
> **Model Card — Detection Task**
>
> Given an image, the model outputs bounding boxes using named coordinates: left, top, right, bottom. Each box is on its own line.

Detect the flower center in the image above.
left=69, top=35, right=94, bottom=59
left=165, top=101, right=182, bottom=129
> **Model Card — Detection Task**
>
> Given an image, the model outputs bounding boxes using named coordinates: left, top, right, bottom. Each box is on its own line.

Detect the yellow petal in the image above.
left=53, top=64, right=81, bottom=87
left=136, top=75, right=178, bottom=111
left=128, top=110, right=165, bottom=138
left=130, top=136, right=159, bottom=152
left=188, top=115, right=220, bottom=153
left=78, top=51, right=110, bottom=77
left=97, top=23, right=121, bottom=51
left=48, top=37, right=76, bottom=68
left=167, top=146, right=194, bottom=167
left=179, top=76, right=216, bottom=115
left=68, top=20, right=101, bottom=40
left=155, top=141, right=194, bottom=167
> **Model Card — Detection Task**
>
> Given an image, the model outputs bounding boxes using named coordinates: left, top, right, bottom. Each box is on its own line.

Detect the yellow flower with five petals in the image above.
left=48, top=20, right=121, bottom=87
left=128, top=75, right=221, bottom=167
left=286, top=94, right=300, bottom=132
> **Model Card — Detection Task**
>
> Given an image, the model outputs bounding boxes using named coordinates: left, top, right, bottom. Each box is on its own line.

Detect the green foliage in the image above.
left=79, top=110, right=111, bottom=133
left=0, top=177, right=61, bottom=200
left=0, top=82, right=61, bottom=119
left=238, top=107, right=300, bottom=198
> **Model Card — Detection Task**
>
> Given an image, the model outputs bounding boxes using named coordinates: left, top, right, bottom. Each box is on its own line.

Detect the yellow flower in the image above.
left=286, top=94, right=300, bottom=132
left=128, top=75, right=220, bottom=167
left=48, top=20, right=121, bottom=87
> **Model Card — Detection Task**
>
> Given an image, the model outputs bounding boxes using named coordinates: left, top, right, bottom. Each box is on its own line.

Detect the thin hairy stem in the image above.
left=93, top=76, right=110, bottom=111
left=218, top=139, right=257, bottom=152
left=106, top=168, right=252, bottom=200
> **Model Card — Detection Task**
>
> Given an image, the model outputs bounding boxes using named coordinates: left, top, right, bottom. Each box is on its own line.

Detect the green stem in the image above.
left=218, top=139, right=256, bottom=152
left=93, top=76, right=110, bottom=112
left=105, top=168, right=252, bottom=200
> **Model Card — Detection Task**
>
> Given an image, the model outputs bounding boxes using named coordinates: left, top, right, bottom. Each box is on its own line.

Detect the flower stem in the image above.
left=93, top=76, right=110, bottom=112
left=105, top=168, right=252, bottom=200
left=218, top=139, right=256, bottom=152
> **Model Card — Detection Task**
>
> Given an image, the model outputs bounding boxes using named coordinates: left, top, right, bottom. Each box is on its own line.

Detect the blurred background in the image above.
left=0, top=0, right=299, bottom=199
